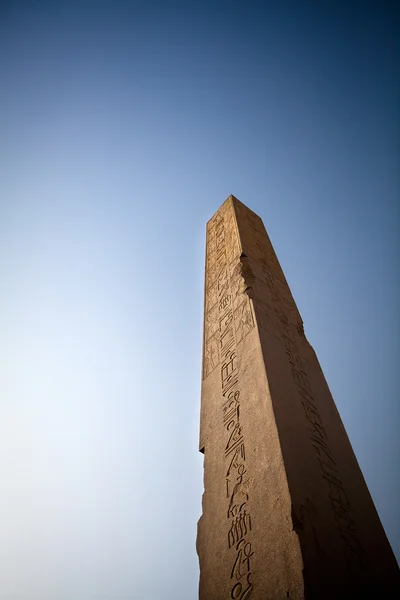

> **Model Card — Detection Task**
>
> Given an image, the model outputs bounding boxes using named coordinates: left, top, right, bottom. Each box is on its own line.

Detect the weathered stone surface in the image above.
left=197, top=195, right=399, bottom=599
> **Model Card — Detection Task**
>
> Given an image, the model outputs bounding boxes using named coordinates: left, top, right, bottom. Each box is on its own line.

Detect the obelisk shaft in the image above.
left=197, top=196, right=399, bottom=599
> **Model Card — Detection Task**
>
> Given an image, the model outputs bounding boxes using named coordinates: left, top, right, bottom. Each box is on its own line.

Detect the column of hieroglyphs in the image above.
left=199, top=198, right=258, bottom=600
left=233, top=199, right=370, bottom=570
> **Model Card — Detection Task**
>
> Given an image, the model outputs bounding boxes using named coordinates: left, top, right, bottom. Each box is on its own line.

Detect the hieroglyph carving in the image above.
left=260, top=263, right=369, bottom=572
left=205, top=201, right=256, bottom=599
left=203, top=205, right=254, bottom=379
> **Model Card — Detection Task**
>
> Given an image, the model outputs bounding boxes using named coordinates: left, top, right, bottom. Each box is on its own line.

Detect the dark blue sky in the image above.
left=0, top=2, right=399, bottom=598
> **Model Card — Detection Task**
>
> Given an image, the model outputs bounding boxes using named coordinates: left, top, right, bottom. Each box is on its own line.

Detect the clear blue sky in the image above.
left=0, top=1, right=398, bottom=598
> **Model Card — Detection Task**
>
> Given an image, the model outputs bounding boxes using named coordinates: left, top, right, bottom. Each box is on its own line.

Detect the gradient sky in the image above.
left=0, top=1, right=399, bottom=599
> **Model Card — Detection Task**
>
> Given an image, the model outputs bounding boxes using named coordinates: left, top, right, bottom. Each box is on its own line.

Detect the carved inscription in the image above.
left=208, top=202, right=255, bottom=599
left=260, top=263, right=369, bottom=571
left=203, top=202, right=255, bottom=380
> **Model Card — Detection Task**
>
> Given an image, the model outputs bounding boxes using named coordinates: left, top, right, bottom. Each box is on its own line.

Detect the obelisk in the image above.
left=197, top=195, right=399, bottom=599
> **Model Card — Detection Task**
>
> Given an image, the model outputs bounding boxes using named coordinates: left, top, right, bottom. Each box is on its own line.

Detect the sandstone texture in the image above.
left=197, top=195, right=399, bottom=599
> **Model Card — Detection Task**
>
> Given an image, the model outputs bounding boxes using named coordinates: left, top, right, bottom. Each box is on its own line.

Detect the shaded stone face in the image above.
left=197, top=196, right=399, bottom=599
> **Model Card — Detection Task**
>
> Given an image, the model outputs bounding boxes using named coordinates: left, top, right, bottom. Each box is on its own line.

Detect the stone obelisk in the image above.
left=197, top=195, right=399, bottom=599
